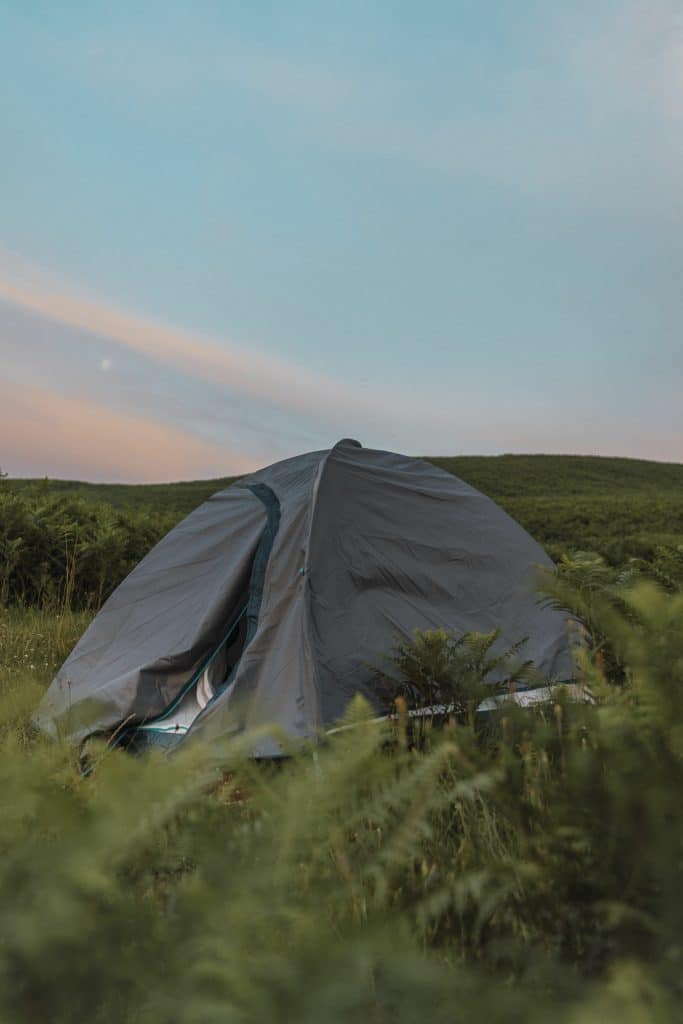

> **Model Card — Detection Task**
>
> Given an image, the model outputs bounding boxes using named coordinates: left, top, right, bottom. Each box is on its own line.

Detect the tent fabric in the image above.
left=35, top=440, right=577, bottom=752
left=36, top=486, right=267, bottom=742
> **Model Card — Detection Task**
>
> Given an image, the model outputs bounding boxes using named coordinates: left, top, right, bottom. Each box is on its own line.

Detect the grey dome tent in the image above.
left=35, top=440, right=576, bottom=755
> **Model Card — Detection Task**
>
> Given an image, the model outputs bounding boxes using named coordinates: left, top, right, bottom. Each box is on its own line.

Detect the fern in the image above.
left=0, top=564, right=681, bottom=1018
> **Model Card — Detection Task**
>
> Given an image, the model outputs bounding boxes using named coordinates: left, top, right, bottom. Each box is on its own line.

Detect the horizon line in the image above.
left=5, top=448, right=682, bottom=488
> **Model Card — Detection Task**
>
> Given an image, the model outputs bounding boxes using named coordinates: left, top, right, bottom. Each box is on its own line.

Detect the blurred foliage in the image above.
left=0, top=582, right=681, bottom=1021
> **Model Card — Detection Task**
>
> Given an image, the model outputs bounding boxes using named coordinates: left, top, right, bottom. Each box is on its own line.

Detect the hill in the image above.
left=428, top=453, right=683, bottom=499
left=7, top=452, right=683, bottom=508
left=5, top=454, right=683, bottom=573
left=2, top=475, right=240, bottom=515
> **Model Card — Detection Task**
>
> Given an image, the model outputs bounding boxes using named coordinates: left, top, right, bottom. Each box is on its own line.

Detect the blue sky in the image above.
left=1, top=1, right=681, bottom=480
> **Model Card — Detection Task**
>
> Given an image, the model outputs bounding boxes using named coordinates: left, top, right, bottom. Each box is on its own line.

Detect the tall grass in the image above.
left=0, top=581, right=680, bottom=1022
left=0, top=605, right=92, bottom=743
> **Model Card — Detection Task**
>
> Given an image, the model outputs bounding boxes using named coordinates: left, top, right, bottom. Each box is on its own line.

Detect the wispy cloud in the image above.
left=572, top=1, right=683, bottom=121
left=0, top=380, right=251, bottom=482
left=64, top=9, right=683, bottom=219
left=224, top=54, right=362, bottom=108
left=73, top=32, right=367, bottom=111
left=1, top=247, right=680, bottom=476
left=0, top=257, right=469, bottom=441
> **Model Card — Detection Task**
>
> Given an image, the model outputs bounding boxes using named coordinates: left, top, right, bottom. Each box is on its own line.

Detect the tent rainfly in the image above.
left=34, top=440, right=577, bottom=755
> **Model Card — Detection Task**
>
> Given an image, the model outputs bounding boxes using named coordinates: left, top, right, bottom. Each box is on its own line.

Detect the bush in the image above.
left=0, top=492, right=175, bottom=609
left=375, top=627, right=543, bottom=729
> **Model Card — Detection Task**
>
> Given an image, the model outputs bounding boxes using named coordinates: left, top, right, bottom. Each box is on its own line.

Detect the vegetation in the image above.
left=0, top=576, right=681, bottom=1021
left=375, top=627, right=542, bottom=727
left=0, top=490, right=177, bottom=608
left=2, top=473, right=239, bottom=516
left=3, top=455, right=682, bottom=608
left=430, top=455, right=683, bottom=568
left=0, top=455, right=681, bottom=1020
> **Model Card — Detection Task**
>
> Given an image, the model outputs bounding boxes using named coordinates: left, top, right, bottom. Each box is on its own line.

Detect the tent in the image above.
left=35, top=440, right=577, bottom=755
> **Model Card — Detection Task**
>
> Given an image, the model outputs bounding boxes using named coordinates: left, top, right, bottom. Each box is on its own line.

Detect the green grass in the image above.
left=0, top=582, right=681, bottom=1022
left=429, top=455, right=683, bottom=565
left=0, top=606, right=92, bottom=683
left=428, top=453, right=683, bottom=498
left=0, top=606, right=92, bottom=741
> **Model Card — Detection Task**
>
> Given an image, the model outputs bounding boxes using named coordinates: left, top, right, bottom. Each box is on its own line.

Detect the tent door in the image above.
left=121, top=482, right=280, bottom=753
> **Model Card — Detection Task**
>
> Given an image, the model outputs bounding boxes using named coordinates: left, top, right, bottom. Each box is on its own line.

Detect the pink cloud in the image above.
left=0, top=381, right=255, bottom=482
left=1, top=250, right=680, bottom=471
left=0, top=272, right=457, bottom=437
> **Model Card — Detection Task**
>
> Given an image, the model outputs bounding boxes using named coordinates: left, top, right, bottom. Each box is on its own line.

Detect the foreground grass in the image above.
left=0, top=606, right=92, bottom=679
left=0, top=584, right=681, bottom=1022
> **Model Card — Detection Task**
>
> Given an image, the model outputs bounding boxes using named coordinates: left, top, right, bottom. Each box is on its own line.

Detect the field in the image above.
left=1, top=455, right=682, bottom=1021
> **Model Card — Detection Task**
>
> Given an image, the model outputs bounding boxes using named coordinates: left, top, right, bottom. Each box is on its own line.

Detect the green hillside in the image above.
left=3, top=475, right=240, bottom=515
left=3, top=455, right=682, bottom=607
left=430, top=456, right=683, bottom=564
left=428, top=453, right=683, bottom=498
left=7, top=452, right=683, bottom=508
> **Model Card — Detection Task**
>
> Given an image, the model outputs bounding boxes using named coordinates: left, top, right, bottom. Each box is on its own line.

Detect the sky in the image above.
left=1, top=1, right=681, bottom=481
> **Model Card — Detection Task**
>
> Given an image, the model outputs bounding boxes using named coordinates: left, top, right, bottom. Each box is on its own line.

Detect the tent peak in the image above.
left=333, top=438, right=362, bottom=450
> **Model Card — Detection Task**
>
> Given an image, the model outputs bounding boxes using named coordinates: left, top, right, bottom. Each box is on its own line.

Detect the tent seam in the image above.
left=300, top=442, right=353, bottom=732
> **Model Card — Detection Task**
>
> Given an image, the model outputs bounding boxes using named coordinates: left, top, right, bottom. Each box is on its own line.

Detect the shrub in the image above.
left=0, top=492, right=175, bottom=609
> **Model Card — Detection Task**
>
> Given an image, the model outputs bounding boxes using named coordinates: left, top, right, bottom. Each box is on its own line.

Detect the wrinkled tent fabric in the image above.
left=34, top=440, right=576, bottom=754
